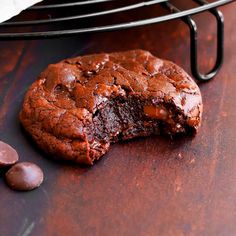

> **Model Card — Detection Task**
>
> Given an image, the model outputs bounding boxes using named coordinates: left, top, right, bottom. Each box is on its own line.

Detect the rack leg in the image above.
left=163, top=1, right=224, bottom=82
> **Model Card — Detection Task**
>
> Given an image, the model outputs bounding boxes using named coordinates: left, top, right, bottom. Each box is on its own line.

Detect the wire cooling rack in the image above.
left=0, top=0, right=234, bottom=81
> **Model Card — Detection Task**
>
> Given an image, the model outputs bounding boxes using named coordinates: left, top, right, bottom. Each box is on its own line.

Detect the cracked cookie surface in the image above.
left=20, top=50, right=203, bottom=165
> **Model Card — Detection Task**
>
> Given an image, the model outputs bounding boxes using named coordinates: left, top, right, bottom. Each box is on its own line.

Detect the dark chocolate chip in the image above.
left=0, top=141, right=19, bottom=168
left=5, top=162, right=44, bottom=191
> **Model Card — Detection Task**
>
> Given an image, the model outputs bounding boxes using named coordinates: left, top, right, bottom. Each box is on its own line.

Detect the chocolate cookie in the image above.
left=20, top=50, right=202, bottom=165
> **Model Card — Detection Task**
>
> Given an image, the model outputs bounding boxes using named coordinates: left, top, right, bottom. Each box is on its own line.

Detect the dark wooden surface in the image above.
left=0, top=2, right=236, bottom=236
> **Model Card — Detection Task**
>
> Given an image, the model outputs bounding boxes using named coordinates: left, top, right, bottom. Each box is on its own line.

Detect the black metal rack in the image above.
left=0, top=0, right=234, bottom=81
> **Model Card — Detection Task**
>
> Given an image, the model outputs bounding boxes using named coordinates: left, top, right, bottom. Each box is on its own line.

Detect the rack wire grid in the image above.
left=0, top=0, right=234, bottom=81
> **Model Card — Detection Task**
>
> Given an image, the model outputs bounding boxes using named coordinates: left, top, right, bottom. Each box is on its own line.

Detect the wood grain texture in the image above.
left=0, top=2, right=236, bottom=235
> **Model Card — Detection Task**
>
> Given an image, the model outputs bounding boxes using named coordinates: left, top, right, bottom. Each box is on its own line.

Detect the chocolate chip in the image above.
left=0, top=141, right=19, bottom=168
left=5, top=162, right=44, bottom=191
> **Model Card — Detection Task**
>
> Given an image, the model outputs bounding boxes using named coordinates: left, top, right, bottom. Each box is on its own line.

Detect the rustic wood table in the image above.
left=0, top=2, right=236, bottom=235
